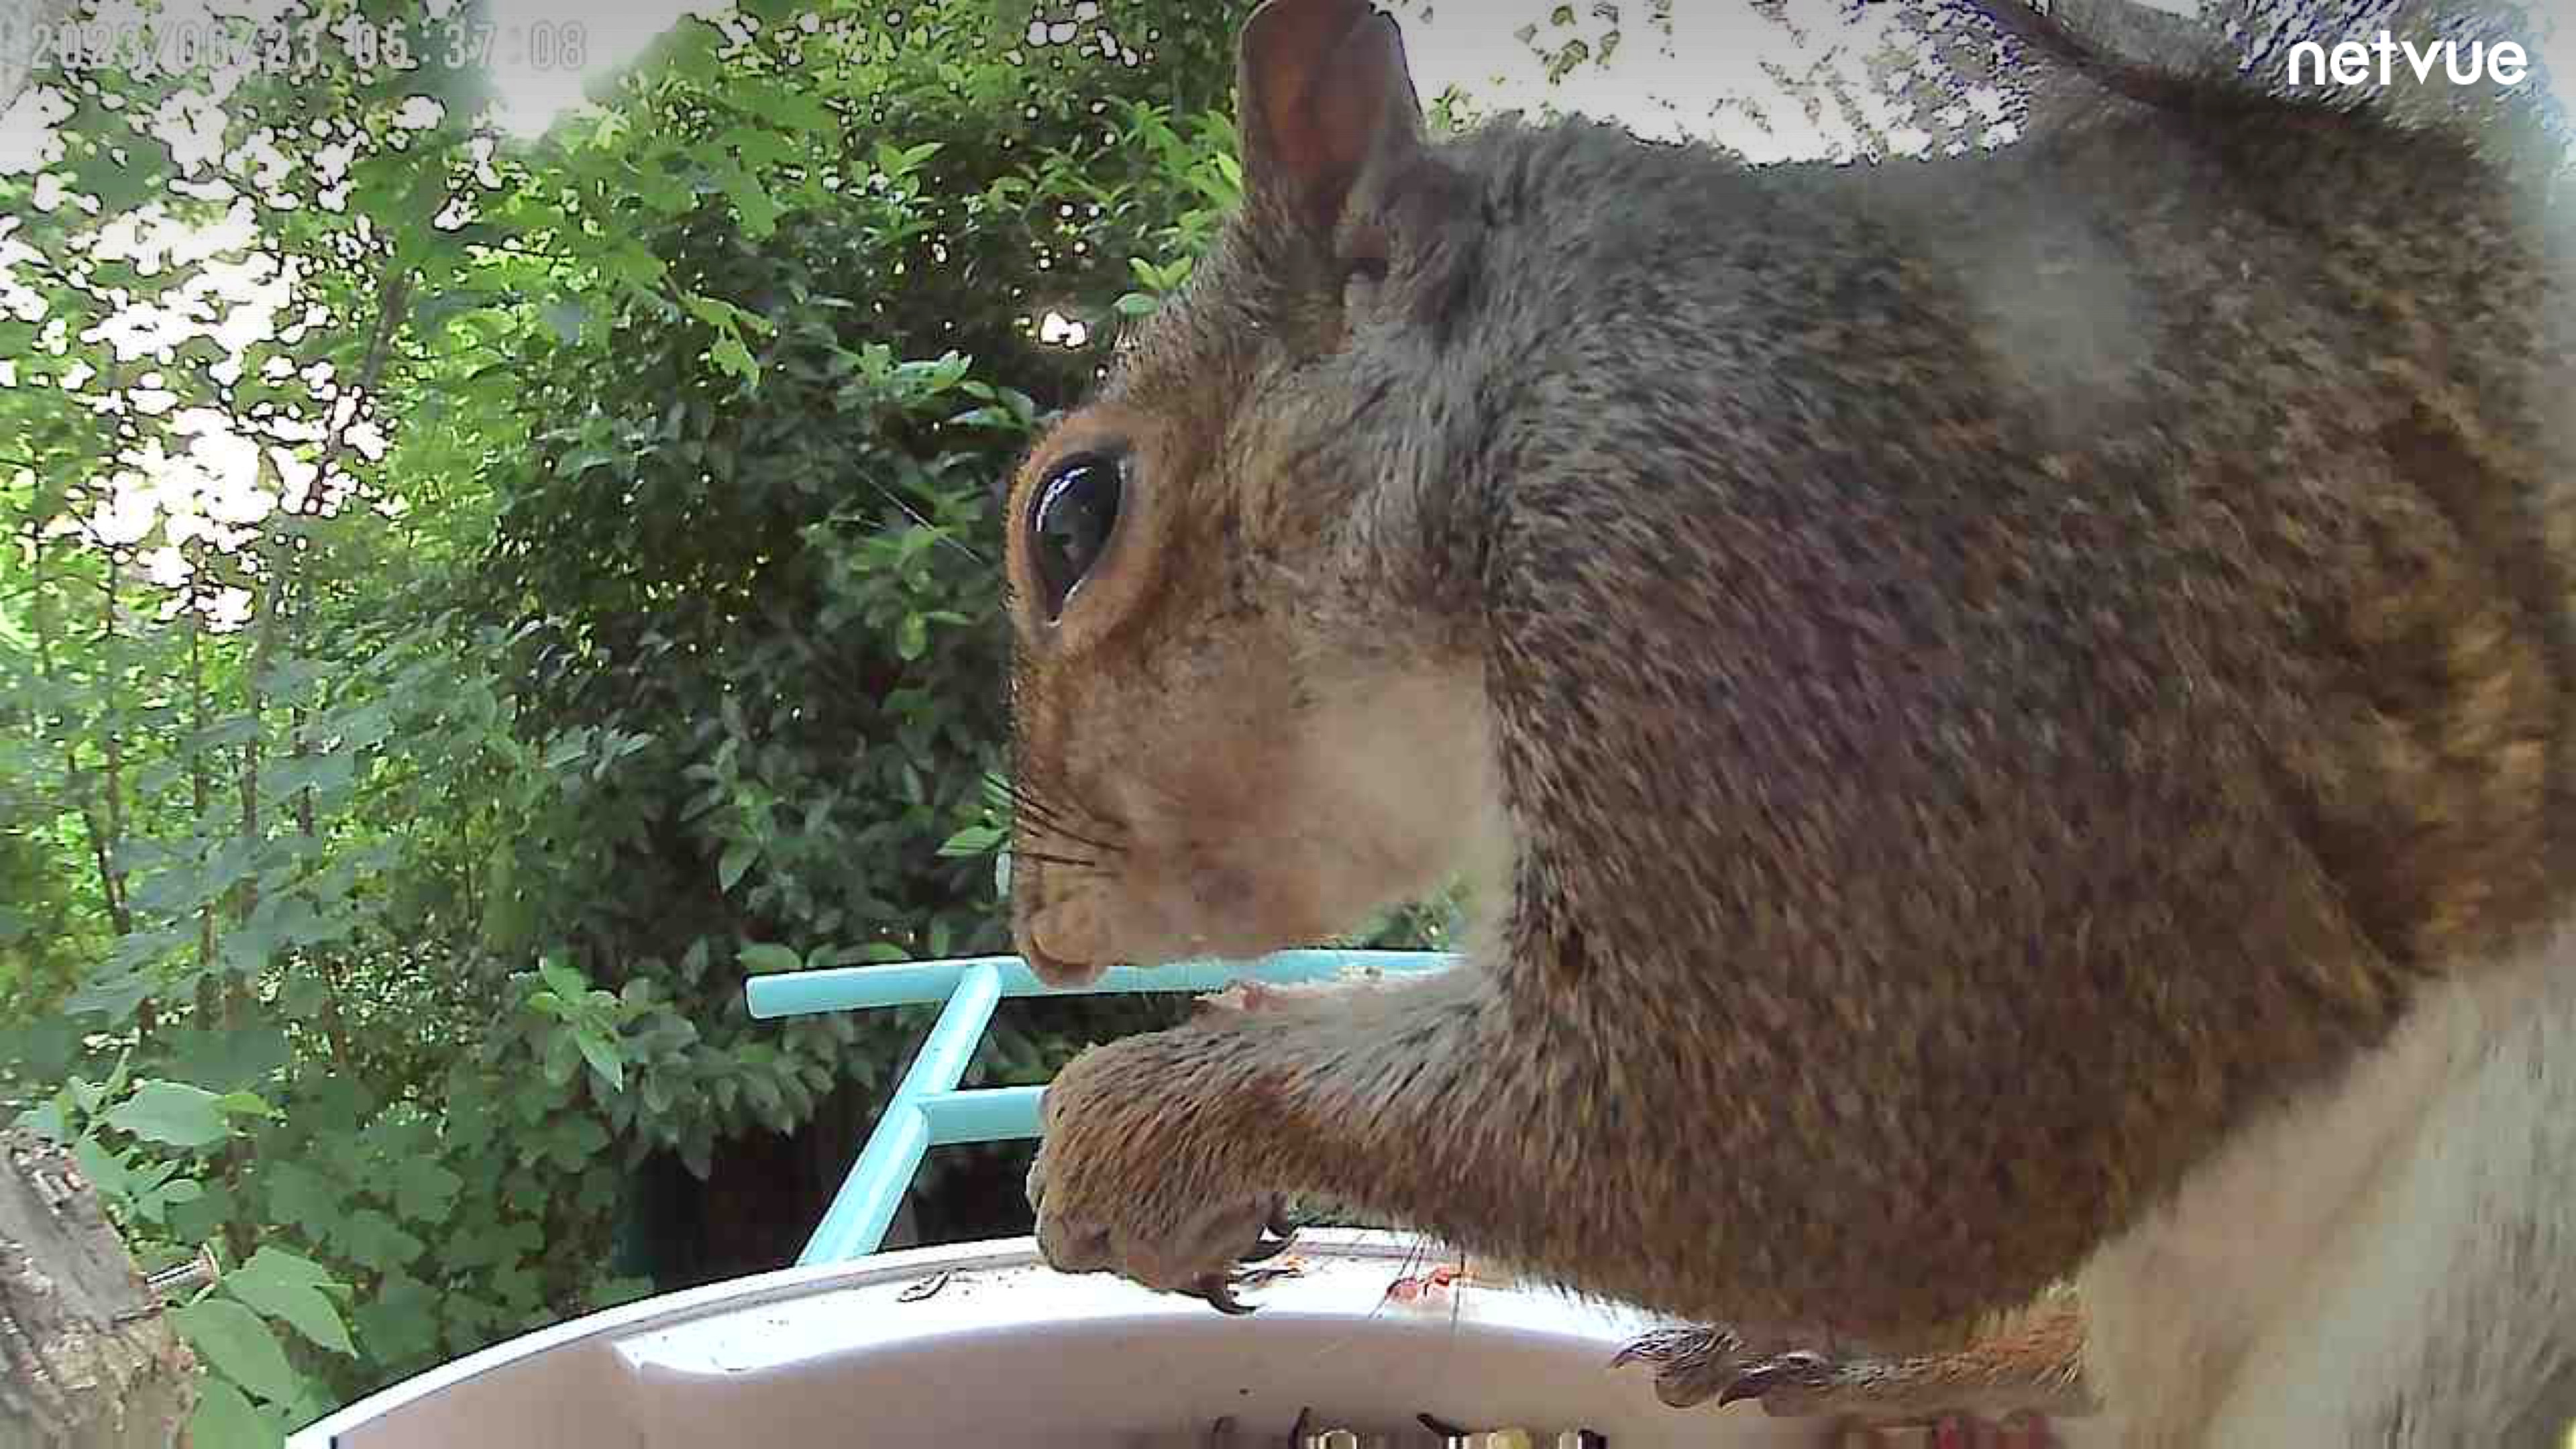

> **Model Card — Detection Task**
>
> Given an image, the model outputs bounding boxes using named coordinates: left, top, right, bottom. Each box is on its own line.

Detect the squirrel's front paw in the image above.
left=1612, top=1322, right=1821, bottom=1409
left=1025, top=1042, right=1296, bottom=1313
left=1615, top=1325, right=2076, bottom=1439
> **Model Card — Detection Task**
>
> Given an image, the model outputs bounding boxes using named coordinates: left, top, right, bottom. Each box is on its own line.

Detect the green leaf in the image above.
left=542, top=1030, right=580, bottom=1087
left=574, top=1028, right=626, bottom=1092
left=262, top=1162, right=338, bottom=1238
left=172, top=1299, right=301, bottom=1404
left=543, top=1114, right=611, bottom=1169
left=68, top=128, right=171, bottom=217
left=213, top=1091, right=276, bottom=1122
left=537, top=954, right=586, bottom=1000
left=266, top=751, right=359, bottom=806
left=694, top=145, right=782, bottom=239
left=663, top=23, right=720, bottom=80
left=710, top=333, right=760, bottom=386
left=73, top=1138, right=130, bottom=1199
left=217, top=923, right=283, bottom=977
left=896, top=613, right=927, bottom=661
left=944, top=405, right=1021, bottom=431
left=718, top=841, right=757, bottom=892
left=731, top=81, right=833, bottom=133
left=606, top=244, right=668, bottom=288
left=739, top=943, right=801, bottom=975
left=223, top=1249, right=356, bottom=1356
left=557, top=445, right=621, bottom=477
left=392, top=1157, right=464, bottom=1221
left=105, top=1082, right=229, bottom=1148
left=187, top=1381, right=276, bottom=1449
left=351, top=1270, right=441, bottom=1366
left=541, top=299, right=588, bottom=345
left=414, top=289, right=486, bottom=337
left=681, top=293, right=758, bottom=333
left=335, top=1209, right=428, bottom=1271
left=65, top=967, right=161, bottom=1022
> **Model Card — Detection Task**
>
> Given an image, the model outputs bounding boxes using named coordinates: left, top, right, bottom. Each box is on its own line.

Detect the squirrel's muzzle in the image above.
left=1018, top=908, right=1112, bottom=989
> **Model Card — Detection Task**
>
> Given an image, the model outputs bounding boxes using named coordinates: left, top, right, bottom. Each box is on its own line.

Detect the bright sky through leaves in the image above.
left=1, top=0, right=2567, bottom=613
left=0, top=0, right=1957, bottom=580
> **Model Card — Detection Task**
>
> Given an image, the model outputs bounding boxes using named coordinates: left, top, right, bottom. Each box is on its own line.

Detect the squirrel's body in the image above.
left=998, top=2, right=2576, bottom=1442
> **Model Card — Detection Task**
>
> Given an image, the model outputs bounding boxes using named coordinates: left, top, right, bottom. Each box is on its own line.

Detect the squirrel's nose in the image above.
left=1023, top=943, right=1099, bottom=988
left=1018, top=918, right=1109, bottom=989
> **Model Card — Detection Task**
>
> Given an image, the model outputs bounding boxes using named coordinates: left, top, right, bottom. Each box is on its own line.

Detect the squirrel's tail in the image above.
left=1962, top=0, right=2221, bottom=112
left=1972, top=0, right=2567, bottom=166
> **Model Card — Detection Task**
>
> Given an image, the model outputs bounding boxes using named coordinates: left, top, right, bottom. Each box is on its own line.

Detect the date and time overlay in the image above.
left=4, top=11, right=592, bottom=84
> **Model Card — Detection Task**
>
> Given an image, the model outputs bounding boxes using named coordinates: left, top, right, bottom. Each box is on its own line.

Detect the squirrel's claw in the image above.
left=1191, top=1202, right=1302, bottom=1309
left=1236, top=1203, right=1299, bottom=1263
left=1191, top=1252, right=1310, bottom=1315
left=1612, top=1324, right=1758, bottom=1409
left=1628, top=1334, right=2069, bottom=1444
left=1715, top=1349, right=1839, bottom=1408
left=1236, top=1230, right=1295, bottom=1264
left=1191, top=1272, right=1259, bottom=1315
left=1607, top=1315, right=1792, bottom=1402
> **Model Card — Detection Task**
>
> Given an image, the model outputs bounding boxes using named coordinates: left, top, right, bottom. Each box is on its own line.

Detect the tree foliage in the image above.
left=0, top=1, right=1276, bottom=1440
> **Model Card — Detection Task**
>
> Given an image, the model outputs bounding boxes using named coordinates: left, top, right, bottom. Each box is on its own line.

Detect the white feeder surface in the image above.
left=292, top=1230, right=2123, bottom=1448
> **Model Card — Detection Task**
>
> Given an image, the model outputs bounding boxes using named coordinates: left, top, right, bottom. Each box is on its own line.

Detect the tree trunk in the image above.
left=0, top=1130, right=196, bottom=1449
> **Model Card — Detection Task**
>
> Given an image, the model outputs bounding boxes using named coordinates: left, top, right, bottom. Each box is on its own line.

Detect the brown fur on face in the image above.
left=1001, top=294, right=1496, bottom=984
left=1001, top=2, right=1512, bottom=986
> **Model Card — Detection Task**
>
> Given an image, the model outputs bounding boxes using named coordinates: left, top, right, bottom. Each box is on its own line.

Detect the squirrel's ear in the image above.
left=1237, top=0, right=1426, bottom=233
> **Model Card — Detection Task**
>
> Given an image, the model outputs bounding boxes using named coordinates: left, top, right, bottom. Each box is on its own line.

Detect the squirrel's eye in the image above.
left=1027, top=455, right=1122, bottom=620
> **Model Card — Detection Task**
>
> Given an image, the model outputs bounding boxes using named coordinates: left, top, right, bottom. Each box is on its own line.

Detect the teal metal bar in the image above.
left=763, top=949, right=1457, bottom=1264
left=797, top=961, right=1004, bottom=1265
left=745, top=948, right=1454, bottom=1019
left=918, top=1085, right=1044, bottom=1144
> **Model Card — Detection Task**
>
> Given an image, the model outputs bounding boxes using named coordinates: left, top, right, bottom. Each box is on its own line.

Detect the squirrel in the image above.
left=997, top=0, right=2576, bottom=1442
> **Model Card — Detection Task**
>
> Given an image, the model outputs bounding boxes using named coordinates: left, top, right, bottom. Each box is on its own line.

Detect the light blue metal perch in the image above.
left=744, top=949, right=1458, bottom=1265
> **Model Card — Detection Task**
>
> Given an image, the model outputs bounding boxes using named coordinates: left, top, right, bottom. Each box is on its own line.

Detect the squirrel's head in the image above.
left=1000, top=0, right=1502, bottom=986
